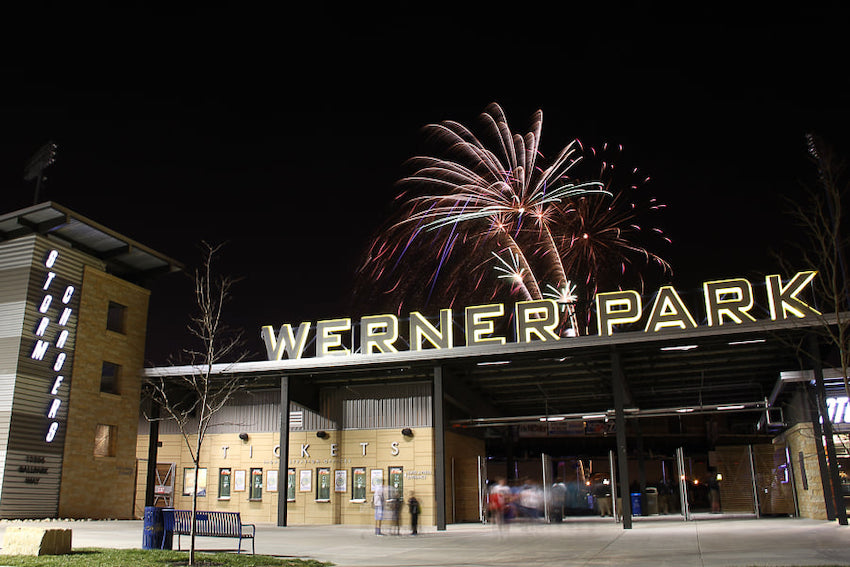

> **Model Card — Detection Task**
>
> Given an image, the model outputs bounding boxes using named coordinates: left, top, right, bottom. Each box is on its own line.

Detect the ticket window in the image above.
left=317, top=468, right=331, bottom=501
left=218, top=468, right=231, bottom=500
left=388, top=466, right=403, bottom=498
left=352, top=467, right=367, bottom=502
left=250, top=468, right=263, bottom=500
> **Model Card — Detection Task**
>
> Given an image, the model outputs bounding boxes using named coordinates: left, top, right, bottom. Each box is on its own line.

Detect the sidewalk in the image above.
left=2, top=515, right=849, bottom=566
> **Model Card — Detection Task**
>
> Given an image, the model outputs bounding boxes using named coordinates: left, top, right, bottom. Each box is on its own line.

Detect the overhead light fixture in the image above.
left=539, top=416, right=565, bottom=422
left=676, top=408, right=695, bottom=413
left=717, top=405, right=745, bottom=411
left=316, top=431, right=329, bottom=439
left=238, top=433, right=249, bottom=441
left=582, top=414, right=607, bottom=420
left=476, top=360, right=511, bottom=366
left=401, top=428, right=414, bottom=437
left=728, top=339, right=766, bottom=346
left=660, top=345, right=698, bottom=352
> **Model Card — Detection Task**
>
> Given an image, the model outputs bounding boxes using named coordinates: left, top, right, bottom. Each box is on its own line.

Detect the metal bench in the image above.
left=165, top=509, right=255, bottom=554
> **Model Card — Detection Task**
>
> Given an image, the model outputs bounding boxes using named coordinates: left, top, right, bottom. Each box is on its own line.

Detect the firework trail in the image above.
left=355, top=104, right=671, bottom=334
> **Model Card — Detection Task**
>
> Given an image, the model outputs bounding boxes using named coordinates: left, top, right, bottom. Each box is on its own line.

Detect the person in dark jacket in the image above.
left=408, top=493, right=420, bottom=535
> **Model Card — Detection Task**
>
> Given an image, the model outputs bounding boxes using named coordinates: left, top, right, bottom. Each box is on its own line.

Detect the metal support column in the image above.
left=277, top=375, right=290, bottom=527
left=144, top=401, right=160, bottom=507
left=434, top=365, right=447, bottom=531
left=809, top=334, right=848, bottom=525
left=611, top=348, right=632, bottom=528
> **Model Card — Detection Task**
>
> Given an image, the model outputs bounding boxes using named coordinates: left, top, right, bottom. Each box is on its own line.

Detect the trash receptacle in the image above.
left=161, top=508, right=174, bottom=550
left=142, top=506, right=164, bottom=549
left=630, top=492, right=642, bottom=516
left=645, top=487, right=658, bottom=515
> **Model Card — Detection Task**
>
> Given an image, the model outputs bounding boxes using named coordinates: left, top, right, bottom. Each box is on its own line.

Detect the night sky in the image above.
left=1, top=16, right=847, bottom=365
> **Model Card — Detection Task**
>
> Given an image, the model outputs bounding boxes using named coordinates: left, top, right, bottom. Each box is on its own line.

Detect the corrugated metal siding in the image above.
left=322, top=382, right=432, bottom=430
left=143, top=392, right=335, bottom=435
left=140, top=382, right=432, bottom=435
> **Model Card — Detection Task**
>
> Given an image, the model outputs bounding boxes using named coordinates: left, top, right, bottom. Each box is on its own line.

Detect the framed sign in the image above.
left=267, top=469, right=278, bottom=492
left=233, top=469, right=246, bottom=492
left=334, top=469, right=347, bottom=493
left=300, top=469, right=312, bottom=492
left=370, top=468, right=383, bottom=492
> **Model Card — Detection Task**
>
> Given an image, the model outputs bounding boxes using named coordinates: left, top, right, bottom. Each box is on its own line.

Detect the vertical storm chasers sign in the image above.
left=31, top=249, right=77, bottom=446
left=2, top=244, right=80, bottom=517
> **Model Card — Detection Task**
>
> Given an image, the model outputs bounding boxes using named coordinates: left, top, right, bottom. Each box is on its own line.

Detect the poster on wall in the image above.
left=300, top=469, right=312, bottom=492
left=370, top=468, right=383, bottom=492
left=267, top=470, right=278, bottom=492
left=233, top=470, right=246, bottom=492
left=334, top=469, right=347, bottom=493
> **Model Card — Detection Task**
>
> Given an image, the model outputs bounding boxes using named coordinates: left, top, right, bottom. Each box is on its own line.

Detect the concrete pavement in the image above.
left=2, top=515, right=849, bottom=566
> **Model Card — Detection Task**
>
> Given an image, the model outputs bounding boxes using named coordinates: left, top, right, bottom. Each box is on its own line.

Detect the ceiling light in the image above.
left=660, top=345, right=698, bottom=352
left=539, top=416, right=565, bottom=422
left=728, top=339, right=766, bottom=346
left=717, top=405, right=745, bottom=411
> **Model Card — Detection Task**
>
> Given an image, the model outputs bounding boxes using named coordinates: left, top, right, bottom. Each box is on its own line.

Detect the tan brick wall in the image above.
left=58, top=267, right=150, bottom=518
left=777, top=422, right=828, bottom=520
left=136, top=428, right=436, bottom=526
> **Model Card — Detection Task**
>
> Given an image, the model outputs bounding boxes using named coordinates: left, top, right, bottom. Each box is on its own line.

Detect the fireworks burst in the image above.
left=355, top=103, right=672, bottom=334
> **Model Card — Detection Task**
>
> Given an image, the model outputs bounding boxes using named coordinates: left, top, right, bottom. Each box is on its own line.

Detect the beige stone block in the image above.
left=1, top=527, right=72, bottom=556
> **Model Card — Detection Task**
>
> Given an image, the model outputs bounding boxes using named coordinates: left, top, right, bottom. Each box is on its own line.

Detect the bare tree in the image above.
left=146, top=242, right=249, bottom=565
left=782, top=134, right=850, bottom=398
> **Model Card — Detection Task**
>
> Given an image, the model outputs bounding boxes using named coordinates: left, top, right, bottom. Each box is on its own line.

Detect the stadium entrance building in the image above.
left=137, top=272, right=850, bottom=529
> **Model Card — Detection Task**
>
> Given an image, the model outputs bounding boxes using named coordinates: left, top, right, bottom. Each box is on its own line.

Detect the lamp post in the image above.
left=24, top=141, right=58, bottom=204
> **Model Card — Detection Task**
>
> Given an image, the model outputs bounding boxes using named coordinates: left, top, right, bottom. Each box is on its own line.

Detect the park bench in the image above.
left=166, top=509, right=255, bottom=554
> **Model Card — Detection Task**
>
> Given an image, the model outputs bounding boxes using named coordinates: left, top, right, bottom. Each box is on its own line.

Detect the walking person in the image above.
left=408, top=492, right=420, bottom=535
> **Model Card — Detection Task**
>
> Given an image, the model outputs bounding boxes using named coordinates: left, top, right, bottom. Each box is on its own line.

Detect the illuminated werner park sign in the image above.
left=261, top=271, right=820, bottom=361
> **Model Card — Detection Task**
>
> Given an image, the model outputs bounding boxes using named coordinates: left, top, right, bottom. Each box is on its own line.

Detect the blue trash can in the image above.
left=142, top=506, right=164, bottom=549
left=630, top=492, right=642, bottom=516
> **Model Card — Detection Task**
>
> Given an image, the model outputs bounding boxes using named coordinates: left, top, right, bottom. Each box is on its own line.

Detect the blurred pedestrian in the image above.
left=372, top=484, right=385, bottom=535
left=408, top=492, right=420, bottom=535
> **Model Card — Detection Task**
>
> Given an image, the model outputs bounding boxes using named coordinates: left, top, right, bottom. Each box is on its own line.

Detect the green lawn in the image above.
left=0, top=548, right=332, bottom=567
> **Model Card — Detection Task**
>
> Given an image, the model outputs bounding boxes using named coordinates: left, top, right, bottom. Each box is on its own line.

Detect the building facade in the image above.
left=0, top=203, right=179, bottom=519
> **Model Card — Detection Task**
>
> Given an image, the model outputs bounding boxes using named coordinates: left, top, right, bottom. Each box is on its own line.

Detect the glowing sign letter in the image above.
left=410, top=310, right=453, bottom=351
left=464, top=304, right=506, bottom=346
left=39, top=295, right=53, bottom=313
left=47, top=398, right=61, bottom=419
left=261, top=323, right=311, bottom=361
left=45, top=249, right=58, bottom=268
left=43, top=272, right=56, bottom=291
left=515, top=299, right=560, bottom=343
left=645, top=286, right=698, bottom=332
left=51, top=376, right=64, bottom=395
left=31, top=340, right=50, bottom=361
left=766, top=271, right=820, bottom=320
left=704, top=278, right=756, bottom=326
left=316, top=318, right=351, bottom=357
left=35, top=317, right=50, bottom=336
left=53, top=352, right=66, bottom=372
left=46, top=422, right=59, bottom=443
left=361, top=314, right=399, bottom=355
left=58, top=308, right=72, bottom=326
left=62, top=285, right=75, bottom=304
left=596, top=291, right=642, bottom=336
left=56, top=329, right=69, bottom=349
